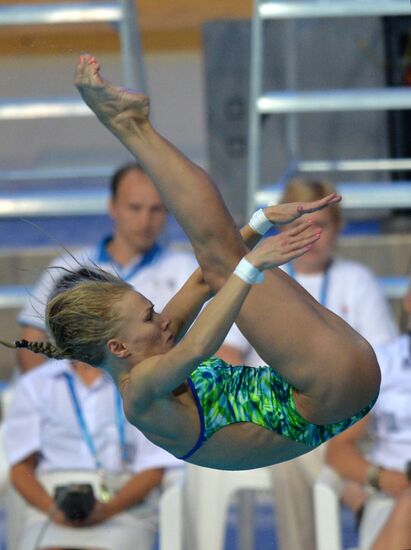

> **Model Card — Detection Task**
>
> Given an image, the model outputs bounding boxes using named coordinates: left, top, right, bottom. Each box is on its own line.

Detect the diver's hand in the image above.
left=246, top=219, right=321, bottom=270
left=263, top=192, right=341, bottom=226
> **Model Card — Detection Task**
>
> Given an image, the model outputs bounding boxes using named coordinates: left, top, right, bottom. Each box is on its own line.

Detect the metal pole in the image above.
left=247, top=0, right=264, bottom=219
left=119, top=0, right=147, bottom=93
left=284, top=17, right=299, bottom=161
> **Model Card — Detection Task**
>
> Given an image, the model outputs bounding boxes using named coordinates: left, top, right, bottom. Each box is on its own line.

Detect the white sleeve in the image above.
left=131, top=431, right=182, bottom=473
left=3, top=380, right=41, bottom=466
left=351, top=267, right=399, bottom=347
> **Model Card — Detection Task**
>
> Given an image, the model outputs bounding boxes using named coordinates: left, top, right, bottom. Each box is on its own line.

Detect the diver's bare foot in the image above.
left=74, top=54, right=150, bottom=129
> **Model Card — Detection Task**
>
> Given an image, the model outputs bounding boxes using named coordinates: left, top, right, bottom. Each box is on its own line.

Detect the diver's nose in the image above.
left=161, top=317, right=171, bottom=331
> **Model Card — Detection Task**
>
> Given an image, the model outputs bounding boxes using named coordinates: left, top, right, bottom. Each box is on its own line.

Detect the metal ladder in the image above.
left=0, top=2, right=147, bottom=309
left=247, top=0, right=411, bottom=217
left=0, top=0, right=145, bottom=207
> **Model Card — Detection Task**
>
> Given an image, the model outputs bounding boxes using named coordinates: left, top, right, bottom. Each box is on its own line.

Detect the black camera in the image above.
left=54, top=483, right=96, bottom=521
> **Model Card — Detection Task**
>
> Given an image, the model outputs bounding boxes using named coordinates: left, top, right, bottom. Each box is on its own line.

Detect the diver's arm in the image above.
left=126, top=221, right=319, bottom=409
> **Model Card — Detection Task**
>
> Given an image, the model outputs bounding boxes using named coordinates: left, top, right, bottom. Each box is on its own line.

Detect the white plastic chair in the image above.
left=314, top=466, right=361, bottom=550
left=159, top=478, right=184, bottom=550
left=7, top=469, right=177, bottom=550
left=159, top=464, right=271, bottom=550
left=5, top=471, right=108, bottom=550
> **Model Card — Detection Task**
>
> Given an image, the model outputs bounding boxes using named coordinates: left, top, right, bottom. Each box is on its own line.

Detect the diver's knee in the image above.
left=356, top=339, right=381, bottom=402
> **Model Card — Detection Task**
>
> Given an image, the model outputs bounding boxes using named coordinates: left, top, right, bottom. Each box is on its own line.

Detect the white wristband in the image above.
left=234, top=258, right=265, bottom=285
left=248, top=208, right=273, bottom=235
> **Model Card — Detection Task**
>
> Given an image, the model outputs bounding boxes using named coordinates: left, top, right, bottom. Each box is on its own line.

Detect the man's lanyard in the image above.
left=63, top=372, right=128, bottom=469
left=97, top=237, right=163, bottom=282
left=287, top=261, right=332, bottom=307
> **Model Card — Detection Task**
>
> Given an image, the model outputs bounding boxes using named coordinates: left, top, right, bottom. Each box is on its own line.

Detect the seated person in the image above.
left=326, top=278, right=411, bottom=550
left=2, top=56, right=380, bottom=473
left=264, top=178, right=398, bottom=550
left=3, top=355, right=180, bottom=550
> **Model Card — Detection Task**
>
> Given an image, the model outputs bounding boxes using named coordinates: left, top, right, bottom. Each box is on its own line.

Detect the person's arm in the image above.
left=124, top=220, right=320, bottom=411
left=108, top=468, right=164, bottom=512
left=326, top=416, right=373, bottom=485
left=75, top=468, right=164, bottom=526
left=10, top=454, right=72, bottom=526
left=10, top=453, right=54, bottom=514
left=18, top=326, right=48, bottom=372
left=326, top=417, right=411, bottom=498
left=5, top=381, right=73, bottom=526
left=163, top=194, right=340, bottom=341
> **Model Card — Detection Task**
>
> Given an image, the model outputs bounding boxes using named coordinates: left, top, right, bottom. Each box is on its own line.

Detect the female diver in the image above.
left=1, top=55, right=380, bottom=471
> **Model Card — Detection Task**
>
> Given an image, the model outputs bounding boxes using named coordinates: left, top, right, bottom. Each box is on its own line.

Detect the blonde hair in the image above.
left=281, top=178, right=342, bottom=226
left=45, top=280, right=133, bottom=365
left=0, top=274, right=133, bottom=365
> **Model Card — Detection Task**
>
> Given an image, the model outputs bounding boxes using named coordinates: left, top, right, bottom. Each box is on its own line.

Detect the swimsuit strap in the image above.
left=177, top=378, right=206, bottom=461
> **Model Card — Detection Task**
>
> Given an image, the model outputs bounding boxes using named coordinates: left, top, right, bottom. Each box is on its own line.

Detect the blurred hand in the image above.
left=263, top=192, right=341, bottom=226
left=51, top=507, right=80, bottom=527
left=74, top=500, right=114, bottom=527
left=379, top=469, right=411, bottom=498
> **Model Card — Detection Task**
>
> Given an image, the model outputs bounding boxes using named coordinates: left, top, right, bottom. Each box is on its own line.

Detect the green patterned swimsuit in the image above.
left=178, top=357, right=376, bottom=461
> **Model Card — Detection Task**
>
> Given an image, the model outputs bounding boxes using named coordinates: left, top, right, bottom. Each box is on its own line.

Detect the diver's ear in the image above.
left=107, top=338, right=130, bottom=358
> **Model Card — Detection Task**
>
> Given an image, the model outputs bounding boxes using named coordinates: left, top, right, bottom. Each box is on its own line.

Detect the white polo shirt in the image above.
left=4, top=359, right=180, bottom=474
left=367, top=334, right=411, bottom=472
left=18, top=237, right=248, bottom=352
left=244, top=257, right=398, bottom=366
left=282, top=258, right=398, bottom=346
left=18, top=239, right=198, bottom=331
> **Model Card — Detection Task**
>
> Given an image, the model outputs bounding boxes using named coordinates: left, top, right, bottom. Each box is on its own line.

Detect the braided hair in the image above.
left=0, top=339, right=66, bottom=359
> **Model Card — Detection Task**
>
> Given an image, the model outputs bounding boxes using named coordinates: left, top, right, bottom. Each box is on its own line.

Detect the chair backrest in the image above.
left=158, top=464, right=273, bottom=550
left=186, top=464, right=271, bottom=550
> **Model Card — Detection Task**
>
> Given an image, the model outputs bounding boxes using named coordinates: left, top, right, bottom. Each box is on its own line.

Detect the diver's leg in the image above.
left=75, top=56, right=380, bottom=424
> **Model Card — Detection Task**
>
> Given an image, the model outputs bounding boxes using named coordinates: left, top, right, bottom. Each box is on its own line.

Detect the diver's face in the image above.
left=116, top=290, right=175, bottom=362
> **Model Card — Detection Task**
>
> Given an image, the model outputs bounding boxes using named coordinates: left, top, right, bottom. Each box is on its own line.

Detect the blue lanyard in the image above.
left=64, top=372, right=128, bottom=468
left=287, top=262, right=331, bottom=307
left=97, top=237, right=162, bottom=282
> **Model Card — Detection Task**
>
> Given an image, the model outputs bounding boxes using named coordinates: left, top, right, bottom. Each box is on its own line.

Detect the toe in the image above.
left=81, top=53, right=92, bottom=63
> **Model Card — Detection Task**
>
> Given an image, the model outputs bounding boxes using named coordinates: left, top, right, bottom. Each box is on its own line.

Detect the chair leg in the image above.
left=238, top=491, right=256, bottom=550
